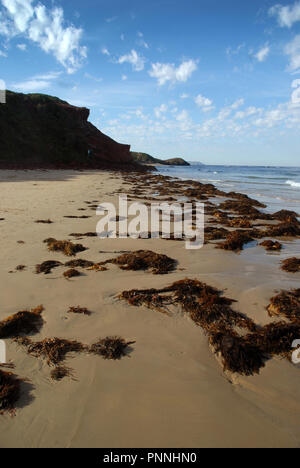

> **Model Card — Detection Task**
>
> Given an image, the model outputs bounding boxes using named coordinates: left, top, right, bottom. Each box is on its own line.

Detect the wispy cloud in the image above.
left=149, top=59, right=197, bottom=85
left=16, top=42, right=26, bottom=51
left=285, top=34, right=300, bottom=72
left=0, top=0, right=87, bottom=73
left=118, top=49, right=145, bottom=71
left=101, top=47, right=110, bottom=56
left=195, top=94, right=213, bottom=110
left=11, top=70, right=61, bottom=92
left=269, top=1, right=300, bottom=28
left=254, top=45, right=270, bottom=62
left=105, top=16, right=118, bottom=23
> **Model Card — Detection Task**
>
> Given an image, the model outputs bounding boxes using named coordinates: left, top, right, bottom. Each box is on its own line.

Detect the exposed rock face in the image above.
left=131, top=152, right=190, bottom=166
left=0, top=91, right=138, bottom=170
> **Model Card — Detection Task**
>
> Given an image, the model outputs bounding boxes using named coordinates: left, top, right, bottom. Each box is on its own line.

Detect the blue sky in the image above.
left=0, top=0, right=300, bottom=165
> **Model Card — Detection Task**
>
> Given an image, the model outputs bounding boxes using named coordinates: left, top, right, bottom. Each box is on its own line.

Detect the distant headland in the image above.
left=131, top=152, right=190, bottom=166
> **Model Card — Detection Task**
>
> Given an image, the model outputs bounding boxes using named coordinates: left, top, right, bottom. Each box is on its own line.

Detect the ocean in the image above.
left=157, top=164, right=300, bottom=214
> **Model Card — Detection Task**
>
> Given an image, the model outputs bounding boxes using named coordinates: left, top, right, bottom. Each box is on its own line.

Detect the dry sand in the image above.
left=0, top=169, right=300, bottom=448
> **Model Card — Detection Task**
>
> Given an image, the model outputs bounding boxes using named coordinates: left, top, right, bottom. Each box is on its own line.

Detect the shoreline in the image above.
left=0, top=168, right=300, bottom=448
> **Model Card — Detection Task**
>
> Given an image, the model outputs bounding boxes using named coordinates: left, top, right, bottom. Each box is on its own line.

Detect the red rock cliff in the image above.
left=0, top=91, right=139, bottom=170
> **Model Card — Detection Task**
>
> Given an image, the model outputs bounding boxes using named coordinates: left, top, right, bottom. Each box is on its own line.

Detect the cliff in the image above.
left=0, top=91, right=140, bottom=170
left=131, top=152, right=190, bottom=166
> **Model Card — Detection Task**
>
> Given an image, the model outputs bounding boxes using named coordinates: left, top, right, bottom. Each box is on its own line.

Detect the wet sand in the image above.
left=0, top=169, right=300, bottom=448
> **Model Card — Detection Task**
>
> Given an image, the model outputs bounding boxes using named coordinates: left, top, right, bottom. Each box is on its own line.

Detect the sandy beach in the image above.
left=0, top=169, right=300, bottom=448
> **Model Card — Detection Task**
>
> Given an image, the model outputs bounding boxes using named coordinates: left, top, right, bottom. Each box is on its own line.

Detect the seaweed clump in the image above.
left=119, top=279, right=261, bottom=375
left=0, top=368, right=22, bottom=414
left=267, top=289, right=300, bottom=321
left=99, top=250, right=177, bottom=275
left=63, top=269, right=81, bottom=279
left=264, top=220, right=300, bottom=238
left=0, top=306, right=44, bottom=339
left=227, top=218, right=252, bottom=229
left=68, top=306, right=92, bottom=316
left=44, top=238, right=87, bottom=257
left=89, top=337, right=135, bottom=360
left=216, top=231, right=254, bottom=251
left=246, top=321, right=300, bottom=356
left=50, top=366, right=74, bottom=381
left=120, top=279, right=256, bottom=332
left=260, top=240, right=282, bottom=251
left=64, top=259, right=94, bottom=268
left=35, top=219, right=53, bottom=224
left=15, top=337, right=86, bottom=366
left=281, top=257, right=300, bottom=273
left=36, top=260, right=62, bottom=274
left=209, top=329, right=265, bottom=376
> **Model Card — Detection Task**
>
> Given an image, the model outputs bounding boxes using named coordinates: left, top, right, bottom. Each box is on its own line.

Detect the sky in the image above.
left=0, top=0, right=300, bottom=165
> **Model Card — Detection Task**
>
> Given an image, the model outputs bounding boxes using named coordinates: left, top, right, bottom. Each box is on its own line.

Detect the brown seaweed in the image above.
left=260, top=240, right=282, bottom=251
left=209, top=329, right=265, bottom=376
left=63, top=269, right=81, bottom=279
left=35, top=219, right=53, bottom=224
left=50, top=366, right=74, bottom=381
left=281, top=257, right=300, bottom=273
left=267, top=289, right=300, bottom=320
left=245, top=322, right=300, bottom=356
left=89, top=337, right=135, bottom=360
left=216, top=231, right=254, bottom=251
left=65, top=259, right=94, bottom=268
left=264, top=220, right=300, bottom=237
left=68, top=306, right=92, bottom=316
left=0, top=306, right=44, bottom=339
left=99, top=250, right=177, bottom=275
left=0, top=368, right=22, bottom=414
left=15, top=337, right=86, bottom=366
left=44, top=238, right=87, bottom=257
left=36, top=260, right=62, bottom=274
left=119, top=279, right=257, bottom=332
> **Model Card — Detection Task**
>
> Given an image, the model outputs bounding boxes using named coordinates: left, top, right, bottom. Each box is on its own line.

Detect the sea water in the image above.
left=157, top=164, right=300, bottom=214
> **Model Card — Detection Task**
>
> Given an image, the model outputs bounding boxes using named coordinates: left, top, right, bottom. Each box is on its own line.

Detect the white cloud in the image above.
left=118, top=49, right=145, bottom=71
left=122, top=74, right=127, bottom=81
left=137, top=31, right=149, bottom=49
left=106, top=16, right=117, bottom=23
left=154, top=103, right=168, bottom=118
left=234, top=107, right=261, bottom=119
left=101, top=47, right=110, bottom=56
left=11, top=70, right=61, bottom=92
left=12, top=79, right=51, bottom=91
left=291, top=78, right=300, bottom=105
left=149, top=59, right=197, bottom=85
left=17, top=42, right=26, bottom=50
left=180, top=93, right=189, bottom=99
left=291, top=86, right=300, bottom=105
left=292, top=78, right=300, bottom=88
left=195, top=94, right=213, bottom=108
left=84, top=72, right=102, bottom=83
left=231, top=98, right=244, bottom=109
left=285, top=34, right=300, bottom=72
left=0, top=49, right=7, bottom=56
left=226, top=43, right=245, bottom=57
left=254, top=45, right=270, bottom=62
left=269, top=1, right=300, bottom=28
left=0, top=0, right=87, bottom=73
left=2, top=0, right=34, bottom=34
